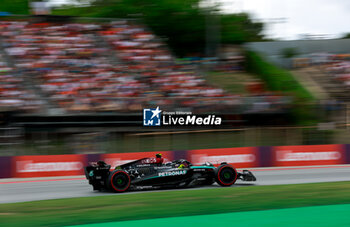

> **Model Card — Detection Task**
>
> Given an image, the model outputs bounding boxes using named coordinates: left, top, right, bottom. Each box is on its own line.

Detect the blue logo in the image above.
left=143, top=106, right=162, bottom=126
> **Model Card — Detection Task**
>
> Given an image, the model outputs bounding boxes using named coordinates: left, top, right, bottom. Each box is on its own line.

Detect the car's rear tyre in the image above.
left=215, top=164, right=237, bottom=186
left=108, top=170, right=131, bottom=193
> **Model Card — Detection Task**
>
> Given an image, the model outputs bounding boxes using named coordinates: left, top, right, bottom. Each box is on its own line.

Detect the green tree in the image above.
left=341, top=33, right=350, bottom=39
left=221, top=13, right=264, bottom=44
left=0, top=0, right=29, bottom=14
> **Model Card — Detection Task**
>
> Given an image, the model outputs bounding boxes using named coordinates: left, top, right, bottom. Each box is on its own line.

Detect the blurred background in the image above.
left=1, top=2, right=350, bottom=227
left=0, top=0, right=349, bottom=156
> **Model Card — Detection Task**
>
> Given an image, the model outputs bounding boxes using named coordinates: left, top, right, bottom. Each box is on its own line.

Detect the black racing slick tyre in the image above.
left=215, top=164, right=237, bottom=186
left=108, top=170, right=131, bottom=193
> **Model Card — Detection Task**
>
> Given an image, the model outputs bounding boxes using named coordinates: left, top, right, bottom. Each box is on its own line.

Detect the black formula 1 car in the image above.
left=85, top=158, right=256, bottom=192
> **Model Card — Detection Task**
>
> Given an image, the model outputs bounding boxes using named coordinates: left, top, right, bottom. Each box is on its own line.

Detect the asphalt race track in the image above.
left=1, top=165, right=350, bottom=204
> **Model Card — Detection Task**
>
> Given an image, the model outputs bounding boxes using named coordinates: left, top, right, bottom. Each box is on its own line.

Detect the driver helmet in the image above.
left=176, top=159, right=189, bottom=168
left=155, top=153, right=164, bottom=164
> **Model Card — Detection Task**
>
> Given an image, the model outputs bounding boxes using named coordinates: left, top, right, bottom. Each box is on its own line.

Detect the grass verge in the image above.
left=245, top=51, right=314, bottom=101
left=1, top=181, right=350, bottom=226
left=245, top=51, right=317, bottom=125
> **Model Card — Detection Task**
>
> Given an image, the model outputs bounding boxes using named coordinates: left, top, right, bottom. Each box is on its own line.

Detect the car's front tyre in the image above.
left=215, top=164, right=237, bottom=186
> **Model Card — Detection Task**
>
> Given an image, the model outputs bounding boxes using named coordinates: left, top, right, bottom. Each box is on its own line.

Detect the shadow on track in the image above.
left=91, top=182, right=257, bottom=195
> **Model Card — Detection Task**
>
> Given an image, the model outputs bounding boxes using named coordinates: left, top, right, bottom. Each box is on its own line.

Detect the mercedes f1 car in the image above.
left=85, top=157, right=256, bottom=192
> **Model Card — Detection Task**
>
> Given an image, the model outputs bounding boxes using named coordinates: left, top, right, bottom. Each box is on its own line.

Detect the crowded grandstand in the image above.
left=0, top=19, right=290, bottom=115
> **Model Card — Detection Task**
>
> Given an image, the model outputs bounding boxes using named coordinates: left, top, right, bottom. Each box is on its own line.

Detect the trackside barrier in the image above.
left=344, top=144, right=350, bottom=164
left=1, top=144, right=350, bottom=178
left=0, top=156, right=12, bottom=178
left=12, top=154, right=89, bottom=178
left=272, top=144, right=346, bottom=167
left=187, top=147, right=259, bottom=168
left=258, top=146, right=273, bottom=167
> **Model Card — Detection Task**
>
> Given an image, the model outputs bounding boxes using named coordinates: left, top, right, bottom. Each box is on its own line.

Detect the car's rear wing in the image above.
left=84, top=162, right=111, bottom=179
